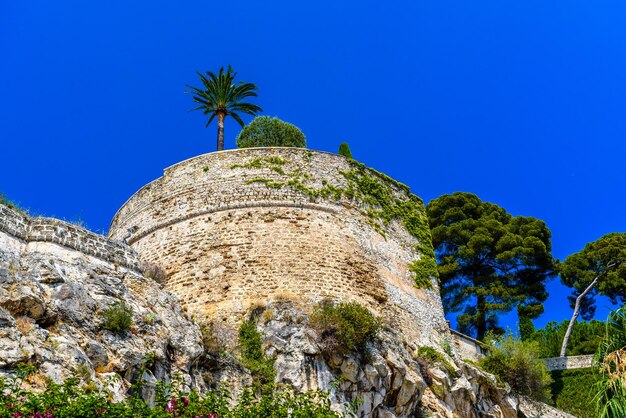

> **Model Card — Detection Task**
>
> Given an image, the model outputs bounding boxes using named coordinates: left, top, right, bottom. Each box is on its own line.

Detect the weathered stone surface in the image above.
left=518, top=396, right=576, bottom=418
left=341, top=357, right=360, bottom=383
left=109, top=148, right=449, bottom=348
left=0, top=210, right=208, bottom=399
left=543, top=354, right=594, bottom=371
left=0, top=148, right=574, bottom=417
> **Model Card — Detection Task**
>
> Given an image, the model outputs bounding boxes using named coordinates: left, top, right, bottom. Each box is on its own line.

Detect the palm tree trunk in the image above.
left=559, top=276, right=599, bottom=357
left=216, top=112, right=225, bottom=151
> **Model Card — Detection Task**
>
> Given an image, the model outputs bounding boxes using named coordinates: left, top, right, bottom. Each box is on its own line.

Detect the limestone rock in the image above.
left=0, top=201, right=574, bottom=418
left=0, top=226, right=206, bottom=400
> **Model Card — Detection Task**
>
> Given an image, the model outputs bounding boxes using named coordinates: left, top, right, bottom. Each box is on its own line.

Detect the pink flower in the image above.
left=45, top=413, right=54, bottom=418
left=12, top=413, right=22, bottom=418
left=209, top=413, right=217, bottom=418
left=166, top=399, right=176, bottom=412
left=180, top=397, right=188, bottom=406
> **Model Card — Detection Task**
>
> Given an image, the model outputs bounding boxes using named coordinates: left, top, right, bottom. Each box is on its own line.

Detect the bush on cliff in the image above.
left=236, top=116, right=306, bottom=148
left=479, top=334, right=552, bottom=402
left=309, top=300, right=381, bottom=355
left=414, top=346, right=455, bottom=376
left=101, top=302, right=133, bottom=334
left=238, top=319, right=275, bottom=384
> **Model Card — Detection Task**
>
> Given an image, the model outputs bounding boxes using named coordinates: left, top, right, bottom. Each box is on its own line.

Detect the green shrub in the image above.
left=101, top=302, right=133, bottom=334
left=309, top=301, right=381, bottom=355
left=338, top=142, right=352, bottom=158
left=238, top=319, right=275, bottom=383
left=414, top=346, right=455, bottom=375
left=0, top=373, right=347, bottom=417
left=236, top=116, right=306, bottom=148
left=479, top=334, right=552, bottom=402
left=551, top=368, right=599, bottom=418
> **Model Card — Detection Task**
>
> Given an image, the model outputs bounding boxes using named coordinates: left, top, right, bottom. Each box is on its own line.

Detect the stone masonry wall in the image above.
left=450, top=329, right=488, bottom=363
left=0, top=205, right=141, bottom=272
left=109, top=148, right=449, bottom=347
left=543, top=355, right=594, bottom=371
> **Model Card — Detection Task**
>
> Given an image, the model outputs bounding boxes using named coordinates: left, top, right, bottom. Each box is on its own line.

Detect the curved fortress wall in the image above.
left=109, top=148, right=448, bottom=346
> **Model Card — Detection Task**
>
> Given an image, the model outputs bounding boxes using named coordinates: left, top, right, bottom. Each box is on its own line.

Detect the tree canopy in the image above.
left=558, top=232, right=626, bottom=356
left=526, top=319, right=605, bottom=358
left=561, top=232, right=626, bottom=319
left=236, top=116, right=306, bottom=148
left=426, top=192, right=555, bottom=340
left=187, top=66, right=262, bottom=151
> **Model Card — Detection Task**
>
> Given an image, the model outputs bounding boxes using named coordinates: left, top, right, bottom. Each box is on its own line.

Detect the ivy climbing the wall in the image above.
left=229, top=155, right=439, bottom=289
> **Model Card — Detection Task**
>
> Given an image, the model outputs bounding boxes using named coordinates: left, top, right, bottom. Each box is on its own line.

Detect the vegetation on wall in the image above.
left=479, top=334, right=552, bottom=402
left=426, top=192, right=556, bottom=340
left=309, top=300, right=381, bottom=355
left=236, top=116, right=306, bottom=148
left=229, top=154, right=438, bottom=288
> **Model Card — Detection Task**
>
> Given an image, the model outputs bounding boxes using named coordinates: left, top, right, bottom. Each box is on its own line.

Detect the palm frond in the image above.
left=205, top=112, right=217, bottom=127
left=229, top=111, right=245, bottom=128
left=187, top=66, right=261, bottom=134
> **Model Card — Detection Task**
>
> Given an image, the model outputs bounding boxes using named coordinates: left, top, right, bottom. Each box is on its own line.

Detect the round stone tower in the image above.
left=109, top=148, right=448, bottom=346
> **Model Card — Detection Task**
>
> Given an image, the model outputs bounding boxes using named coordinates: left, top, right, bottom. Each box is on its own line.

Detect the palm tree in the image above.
left=187, top=66, right=262, bottom=151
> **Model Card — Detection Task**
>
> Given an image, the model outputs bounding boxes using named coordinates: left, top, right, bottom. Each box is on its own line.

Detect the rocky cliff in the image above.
left=0, top=190, right=573, bottom=417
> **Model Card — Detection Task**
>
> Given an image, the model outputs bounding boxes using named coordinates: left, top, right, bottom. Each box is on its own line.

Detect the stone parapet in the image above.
left=0, top=204, right=141, bottom=271
left=543, top=355, right=594, bottom=371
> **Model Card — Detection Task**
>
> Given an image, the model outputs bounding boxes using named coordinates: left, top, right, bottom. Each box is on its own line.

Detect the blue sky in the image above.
left=1, top=1, right=625, bottom=332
